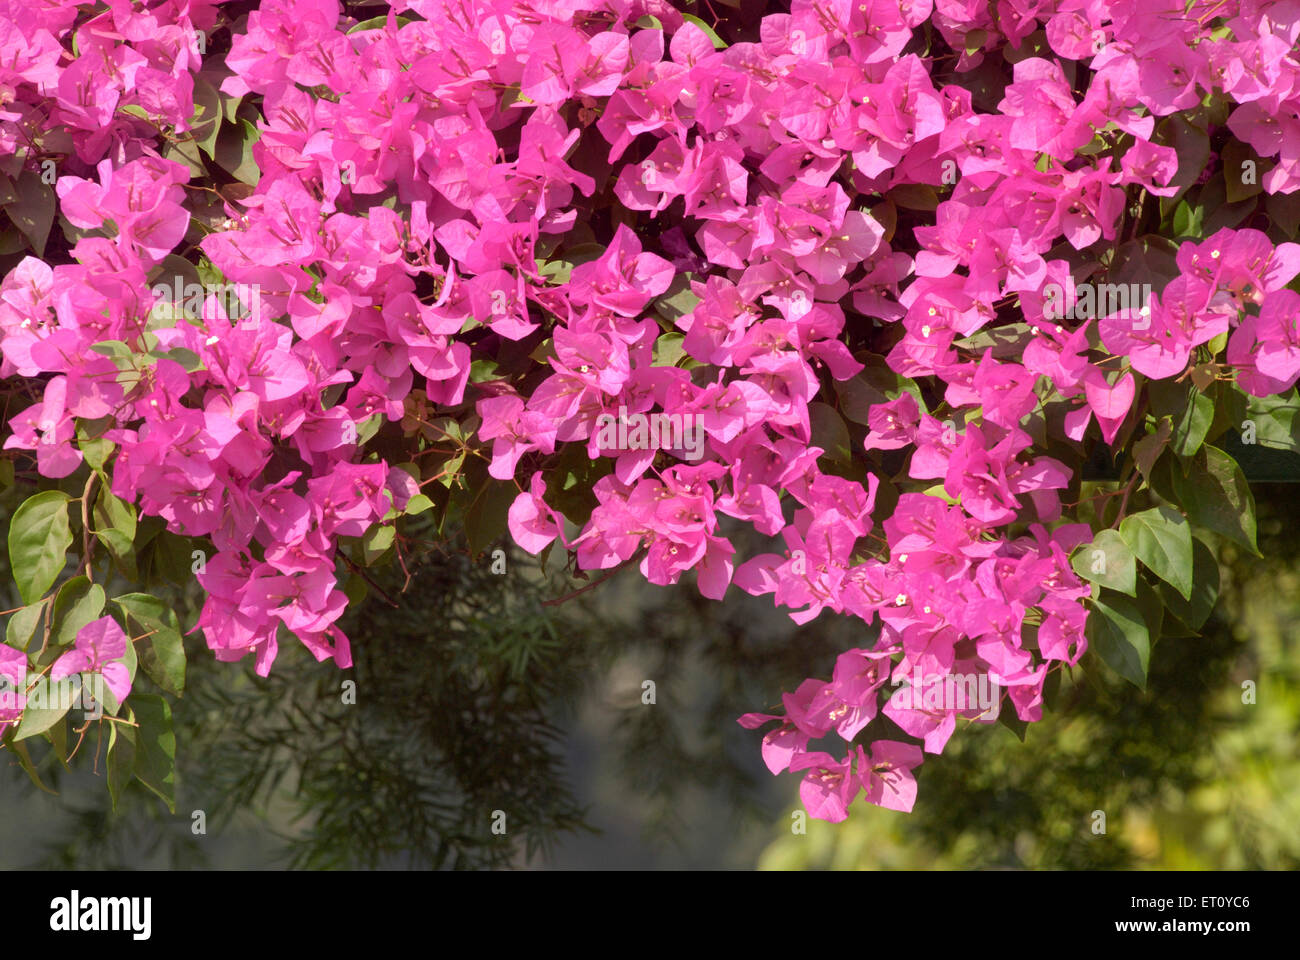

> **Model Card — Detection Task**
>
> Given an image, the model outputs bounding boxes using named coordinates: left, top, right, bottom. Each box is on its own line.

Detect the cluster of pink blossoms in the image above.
left=2, top=0, right=1300, bottom=816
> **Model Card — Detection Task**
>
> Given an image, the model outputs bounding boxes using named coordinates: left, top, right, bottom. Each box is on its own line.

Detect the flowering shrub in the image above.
left=2, top=0, right=1299, bottom=821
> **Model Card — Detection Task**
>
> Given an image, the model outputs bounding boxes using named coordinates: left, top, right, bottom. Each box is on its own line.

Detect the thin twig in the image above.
left=542, top=547, right=647, bottom=607
left=341, top=554, right=401, bottom=608
left=81, top=471, right=97, bottom=582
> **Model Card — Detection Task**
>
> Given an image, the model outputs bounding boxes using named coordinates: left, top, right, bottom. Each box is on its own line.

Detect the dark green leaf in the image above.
left=49, top=576, right=105, bottom=648
left=954, top=323, right=1034, bottom=359
left=362, top=523, right=395, bottom=565
left=189, top=74, right=224, bottom=159
left=1132, top=417, right=1173, bottom=482
left=1155, top=112, right=1211, bottom=192
left=129, top=695, right=176, bottom=812
left=887, top=184, right=939, bottom=211
left=4, top=599, right=46, bottom=651
left=1070, top=529, right=1136, bottom=596
left=4, top=170, right=55, bottom=256
left=347, top=14, right=413, bottom=32
left=1154, top=535, right=1220, bottom=631
left=214, top=118, right=261, bottom=186
left=113, top=593, right=186, bottom=697
left=13, top=677, right=76, bottom=741
left=809, top=402, right=852, bottom=464
left=107, top=721, right=137, bottom=812
left=8, top=490, right=72, bottom=604
left=1171, top=445, right=1260, bottom=555
left=463, top=479, right=517, bottom=556
left=1119, top=505, right=1194, bottom=600
left=9, top=740, right=58, bottom=795
left=681, top=13, right=726, bottom=48
left=1222, top=138, right=1266, bottom=203
left=1086, top=592, right=1151, bottom=690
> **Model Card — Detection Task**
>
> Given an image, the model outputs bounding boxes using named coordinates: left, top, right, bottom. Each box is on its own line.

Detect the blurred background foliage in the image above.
left=760, top=488, right=1300, bottom=870
left=1, top=489, right=1297, bottom=869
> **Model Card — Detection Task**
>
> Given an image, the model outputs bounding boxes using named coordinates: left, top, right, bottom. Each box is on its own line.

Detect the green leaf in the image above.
left=347, top=14, right=413, bottom=32
left=213, top=117, right=261, bottom=186
left=1266, top=190, right=1300, bottom=239
left=13, top=677, right=76, bottom=741
left=164, top=347, right=204, bottom=373
left=1171, top=199, right=1205, bottom=238
left=162, top=135, right=207, bottom=178
left=4, top=599, right=47, bottom=651
left=954, top=323, right=1034, bottom=359
left=107, top=721, right=137, bottom=812
left=342, top=573, right=368, bottom=607
left=1173, top=390, right=1214, bottom=457
left=652, top=332, right=686, bottom=367
left=887, top=183, right=939, bottom=211
left=998, top=696, right=1028, bottom=742
left=8, top=490, right=72, bottom=604
left=1042, top=664, right=1063, bottom=710
left=1086, top=592, right=1151, bottom=690
left=1223, top=138, right=1266, bottom=203
left=189, top=74, right=224, bottom=159
left=866, top=198, right=898, bottom=243
left=80, top=436, right=114, bottom=472
left=1155, top=536, right=1220, bottom=631
left=1133, top=576, right=1166, bottom=644
left=1070, top=529, right=1137, bottom=596
left=49, top=576, right=105, bottom=648
left=1132, top=417, right=1173, bottom=482
left=920, top=483, right=960, bottom=506
left=1240, top=389, right=1300, bottom=452
left=809, top=402, right=852, bottom=464
left=196, top=256, right=225, bottom=287
left=681, top=13, right=727, bottom=48
left=834, top=356, right=923, bottom=424
left=404, top=494, right=433, bottom=516
left=113, top=593, right=186, bottom=697
left=1171, top=445, right=1260, bottom=555
left=93, top=485, right=137, bottom=574
left=537, top=258, right=574, bottom=284
left=1119, top=505, right=1194, bottom=600
left=653, top=275, right=701, bottom=322
left=463, top=479, right=517, bottom=556
left=361, top=523, right=395, bottom=565
left=1106, top=235, right=1182, bottom=292
left=129, top=695, right=176, bottom=812
left=469, top=358, right=500, bottom=383
left=963, top=28, right=988, bottom=55
left=89, top=339, right=133, bottom=361
left=9, top=740, right=58, bottom=796
left=1149, top=378, right=1212, bottom=457
left=0, top=224, right=28, bottom=254
left=4, top=170, right=55, bottom=256
left=1203, top=192, right=1258, bottom=235
left=1155, top=112, right=1211, bottom=192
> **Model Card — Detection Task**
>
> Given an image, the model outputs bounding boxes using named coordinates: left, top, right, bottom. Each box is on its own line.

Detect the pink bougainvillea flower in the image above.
left=50, top=616, right=133, bottom=705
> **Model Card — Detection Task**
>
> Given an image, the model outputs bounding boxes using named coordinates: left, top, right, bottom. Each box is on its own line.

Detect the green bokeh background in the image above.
left=1, top=483, right=1297, bottom=869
